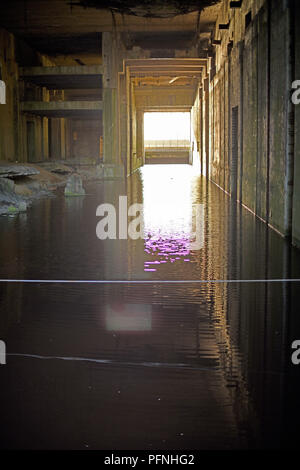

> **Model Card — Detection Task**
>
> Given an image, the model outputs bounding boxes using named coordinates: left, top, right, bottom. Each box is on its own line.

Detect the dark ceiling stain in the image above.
left=71, top=0, right=220, bottom=18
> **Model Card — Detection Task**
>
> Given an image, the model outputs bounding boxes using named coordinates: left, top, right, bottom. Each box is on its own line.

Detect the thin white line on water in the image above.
left=0, top=279, right=299, bottom=284
left=6, top=353, right=214, bottom=371
left=5, top=354, right=285, bottom=376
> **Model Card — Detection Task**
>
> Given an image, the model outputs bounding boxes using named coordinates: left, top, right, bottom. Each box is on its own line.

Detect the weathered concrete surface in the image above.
left=67, top=118, right=102, bottom=162
left=207, top=0, right=299, bottom=245
left=0, top=163, right=40, bottom=178
left=21, top=100, right=103, bottom=118
left=292, top=0, right=300, bottom=248
left=0, top=1, right=221, bottom=35
left=268, top=2, right=287, bottom=235
left=0, top=27, right=58, bottom=163
left=20, top=65, right=103, bottom=89
left=0, top=29, right=20, bottom=163
left=102, top=33, right=119, bottom=165
left=242, top=16, right=258, bottom=215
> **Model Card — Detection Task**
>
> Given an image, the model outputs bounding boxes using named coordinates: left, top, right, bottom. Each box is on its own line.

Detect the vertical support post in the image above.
left=103, top=32, right=119, bottom=164
left=118, top=70, right=127, bottom=173
left=136, top=108, right=144, bottom=164
left=204, top=76, right=210, bottom=178
left=238, top=41, right=244, bottom=203
left=199, top=86, right=203, bottom=174
left=126, top=66, right=131, bottom=176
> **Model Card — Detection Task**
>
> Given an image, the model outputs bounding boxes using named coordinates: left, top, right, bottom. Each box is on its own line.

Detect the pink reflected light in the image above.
left=144, top=234, right=191, bottom=272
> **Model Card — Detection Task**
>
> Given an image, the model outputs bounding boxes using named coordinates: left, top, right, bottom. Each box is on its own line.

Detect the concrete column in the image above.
left=42, top=117, right=49, bottom=160
left=126, top=66, right=131, bottom=176
left=103, top=32, right=120, bottom=164
left=204, top=77, right=210, bottom=178
left=119, top=71, right=128, bottom=170
left=60, top=118, right=66, bottom=159
left=283, top=0, right=295, bottom=238
left=136, top=108, right=144, bottom=164
left=49, top=118, right=61, bottom=159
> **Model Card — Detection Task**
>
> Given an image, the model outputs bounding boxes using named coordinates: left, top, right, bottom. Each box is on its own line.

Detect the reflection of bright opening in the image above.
left=142, top=165, right=196, bottom=272
left=144, top=112, right=190, bottom=147
left=105, top=304, right=152, bottom=331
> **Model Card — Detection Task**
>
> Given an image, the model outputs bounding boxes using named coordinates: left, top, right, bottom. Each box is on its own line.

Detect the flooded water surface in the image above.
left=0, top=165, right=300, bottom=449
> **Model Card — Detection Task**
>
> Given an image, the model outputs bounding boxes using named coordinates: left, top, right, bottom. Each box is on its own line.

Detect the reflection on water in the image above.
left=105, top=304, right=152, bottom=332
left=142, top=166, right=195, bottom=272
left=0, top=165, right=300, bottom=449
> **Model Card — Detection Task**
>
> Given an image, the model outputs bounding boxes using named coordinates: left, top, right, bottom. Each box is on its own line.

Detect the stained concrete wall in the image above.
left=207, top=0, right=300, bottom=246
left=292, top=0, right=300, bottom=247
left=67, top=119, right=102, bottom=162
left=0, top=27, right=58, bottom=163
left=0, top=29, right=20, bottom=162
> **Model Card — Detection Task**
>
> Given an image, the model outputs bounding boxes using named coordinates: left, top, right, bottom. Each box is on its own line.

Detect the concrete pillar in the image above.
left=119, top=70, right=128, bottom=170
left=49, top=118, right=61, bottom=159
left=42, top=117, right=49, bottom=160
left=204, top=76, right=210, bottom=178
left=65, top=119, right=72, bottom=159
left=60, top=118, right=66, bottom=159
left=126, top=66, right=132, bottom=176
left=102, top=32, right=120, bottom=164
left=136, top=108, right=144, bottom=164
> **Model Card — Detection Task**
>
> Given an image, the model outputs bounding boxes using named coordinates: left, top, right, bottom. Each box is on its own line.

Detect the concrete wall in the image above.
left=67, top=119, right=102, bottom=162
left=207, top=0, right=300, bottom=246
left=0, top=29, right=20, bottom=162
left=292, top=0, right=300, bottom=247
left=0, top=27, right=58, bottom=163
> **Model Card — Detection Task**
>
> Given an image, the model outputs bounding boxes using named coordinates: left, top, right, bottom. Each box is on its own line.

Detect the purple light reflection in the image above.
left=144, top=234, right=191, bottom=272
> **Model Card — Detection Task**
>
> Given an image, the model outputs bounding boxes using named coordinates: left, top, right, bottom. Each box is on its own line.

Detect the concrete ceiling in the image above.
left=73, top=0, right=220, bottom=18
left=0, top=0, right=221, bottom=61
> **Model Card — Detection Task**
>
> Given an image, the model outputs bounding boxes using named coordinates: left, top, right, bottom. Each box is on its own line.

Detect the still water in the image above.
left=0, top=164, right=300, bottom=449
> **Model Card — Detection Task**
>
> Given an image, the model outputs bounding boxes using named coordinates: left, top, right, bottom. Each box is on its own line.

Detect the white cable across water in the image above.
left=6, top=353, right=214, bottom=371
left=0, top=279, right=300, bottom=284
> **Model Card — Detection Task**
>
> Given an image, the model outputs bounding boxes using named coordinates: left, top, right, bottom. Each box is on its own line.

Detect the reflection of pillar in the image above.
left=103, top=32, right=119, bottom=164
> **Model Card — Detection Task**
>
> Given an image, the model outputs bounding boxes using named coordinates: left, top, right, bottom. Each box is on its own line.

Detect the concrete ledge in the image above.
left=21, top=65, right=103, bottom=76
left=21, top=100, right=103, bottom=118
left=20, top=65, right=103, bottom=89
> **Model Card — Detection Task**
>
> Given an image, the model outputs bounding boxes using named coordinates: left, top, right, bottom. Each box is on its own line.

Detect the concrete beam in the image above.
left=20, top=65, right=103, bottom=89
left=124, top=58, right=207, bottom=77
left=21, top=100, right=102, bottom=118
left=131, top=71, right=202, bottom=78
left=124, top=59, right=207, bottom=67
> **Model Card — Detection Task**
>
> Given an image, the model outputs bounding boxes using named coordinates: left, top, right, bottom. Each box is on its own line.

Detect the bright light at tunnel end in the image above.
left=144, top=112, right=191, bottom=143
